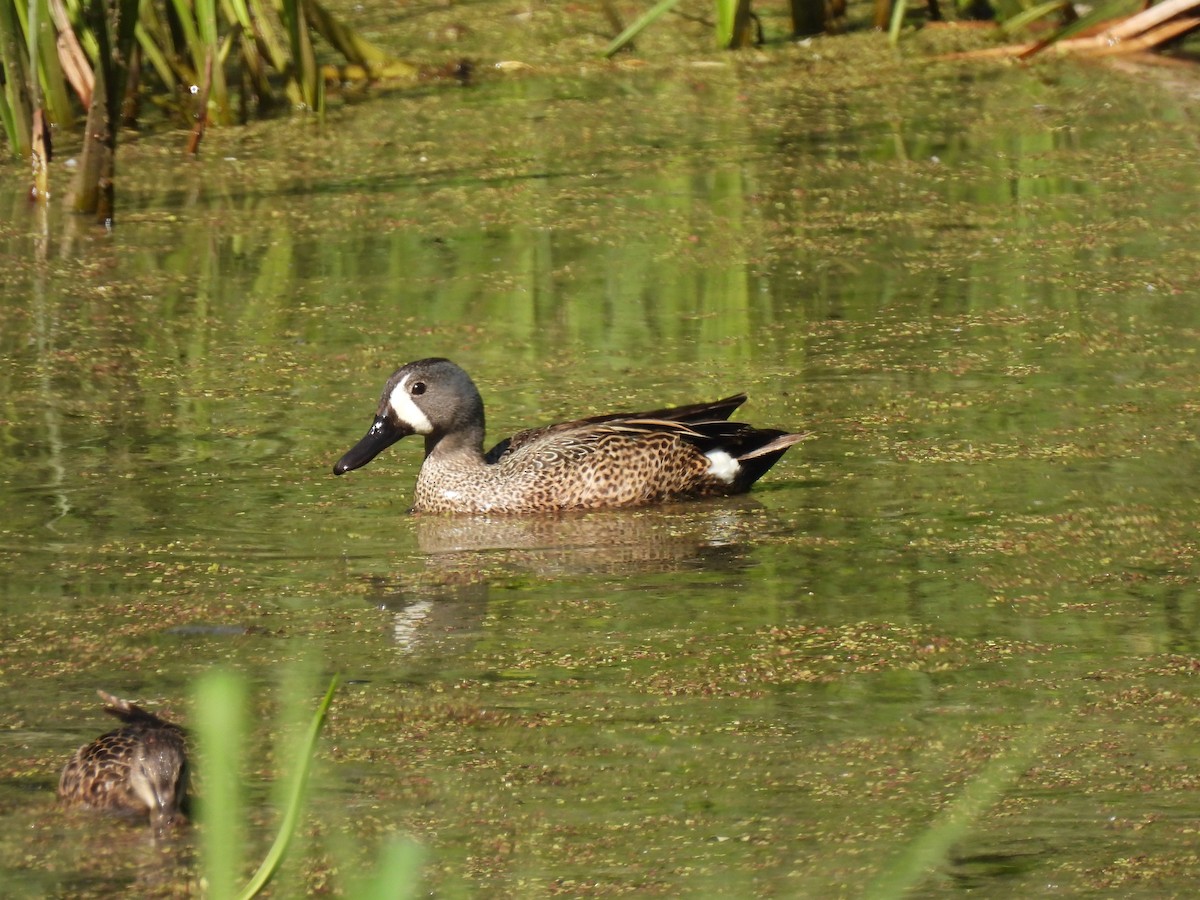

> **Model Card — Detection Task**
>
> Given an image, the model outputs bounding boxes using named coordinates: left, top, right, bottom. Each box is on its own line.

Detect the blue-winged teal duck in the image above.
left=58, top=690, right=188, bottom=831
left=333, top=358, right=806, bottom=514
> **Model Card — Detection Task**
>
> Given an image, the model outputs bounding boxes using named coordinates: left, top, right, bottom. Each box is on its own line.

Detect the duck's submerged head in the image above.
left=58, top=690, right=189, bottom=832
left=333, top=358, right=485, bottom=475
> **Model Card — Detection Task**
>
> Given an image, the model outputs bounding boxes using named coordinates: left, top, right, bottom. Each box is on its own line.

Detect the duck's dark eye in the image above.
left=411, top=381, right=426, bottom=396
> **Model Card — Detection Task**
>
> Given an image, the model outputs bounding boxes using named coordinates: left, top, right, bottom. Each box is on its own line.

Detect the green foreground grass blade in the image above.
left=863, top=725, right=1048, bottom=899
left=235, top=674, right=340, bottom=900
left=279, top=0, right=318, bottom=108
left=196, top=671, right=247, bottom=900
left=349, top=837, right=425, bottom=900
left=603, top=0, right=681, bottom=58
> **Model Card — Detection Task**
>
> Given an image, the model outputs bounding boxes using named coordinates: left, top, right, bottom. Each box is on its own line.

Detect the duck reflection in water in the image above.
left=362, top=500, right=769, bottom=655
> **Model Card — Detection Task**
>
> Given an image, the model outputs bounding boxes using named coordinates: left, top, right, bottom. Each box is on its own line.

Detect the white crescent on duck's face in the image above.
left=388, top=372, right=434, bottom=435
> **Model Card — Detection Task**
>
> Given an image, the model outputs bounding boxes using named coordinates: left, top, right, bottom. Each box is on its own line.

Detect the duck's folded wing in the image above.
left=484, top=395, right=748, bottom=463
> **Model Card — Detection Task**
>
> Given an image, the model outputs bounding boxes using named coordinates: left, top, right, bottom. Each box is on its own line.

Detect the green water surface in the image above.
left=2, top=20, right=1200, bottom=898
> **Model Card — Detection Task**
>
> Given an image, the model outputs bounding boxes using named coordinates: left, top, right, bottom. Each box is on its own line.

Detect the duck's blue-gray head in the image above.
left=333, top=358, right=485, bottom=475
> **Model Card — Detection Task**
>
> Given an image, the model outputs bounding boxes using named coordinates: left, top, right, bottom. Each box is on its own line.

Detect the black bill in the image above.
left=333, top=415, right=411, bottom=475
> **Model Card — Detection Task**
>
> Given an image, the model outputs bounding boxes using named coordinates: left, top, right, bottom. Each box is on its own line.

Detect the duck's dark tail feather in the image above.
left=646, top=394, right=747, bottom=424
left=738, top=431, right=810, bottom=461
left=99, top=690, right=179, bottom=731
left=733, top=430, right=810, bottom=490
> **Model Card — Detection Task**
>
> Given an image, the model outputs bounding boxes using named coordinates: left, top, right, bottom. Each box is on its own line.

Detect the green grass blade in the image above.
left=0, top=0, right=33, bottom=155
left=863, top=726, right=1047, bottom=899
left=603, top=0, right=681, bottom=58
left=887, top=0, right=906, bottom=45
left=134, top=20, right=179, bottom=90
left=195, top=671, right=248, bottom=900
left=349, top=837, right=424, bottom=900
left=235, top=675, right=340, bottom=900
left=715, top=0, right=738, bottom=47
left=303, top=0, right=396, bottom=69
left=1001, top=0, right=1069, bottom=34
left=33, top=0, right=74, bottom=126
left=221, top=0, right=276, bottom=104
left=194, top=0, right=232, bottom=122
left=164, top=0, right=202, bottom=78
left=244, top=0, right=290, bottom=73
left=0, top=88, right=17, bottom=157
left=279, top=0, right=318, bottom=108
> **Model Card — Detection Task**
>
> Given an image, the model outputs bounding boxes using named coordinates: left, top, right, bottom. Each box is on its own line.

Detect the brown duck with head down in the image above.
left=333, top=358, right=807, bottom=515
left=58, top=690, right=188, bottom=831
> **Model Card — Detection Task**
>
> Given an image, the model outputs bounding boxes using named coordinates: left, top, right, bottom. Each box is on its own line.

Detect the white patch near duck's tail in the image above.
left=705, top=450, right=740, bottom=484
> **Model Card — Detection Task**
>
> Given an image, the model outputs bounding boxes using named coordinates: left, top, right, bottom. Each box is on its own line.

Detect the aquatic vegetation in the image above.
left=605, top=0, right=843, bottom=55
left=0, top=0, right=420, bottom=219
left=958, top=0, right=1200, bottom=58
left=606, top=0, right=1199, bottom=55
